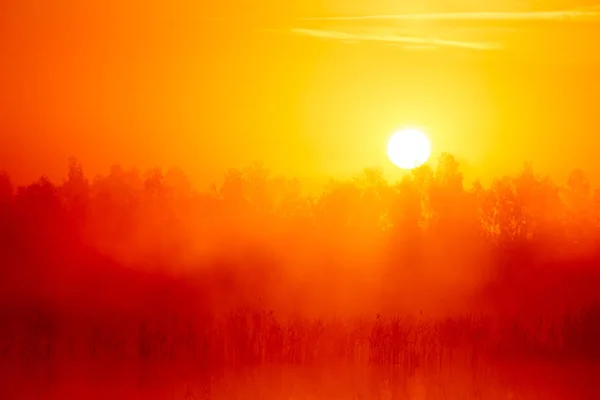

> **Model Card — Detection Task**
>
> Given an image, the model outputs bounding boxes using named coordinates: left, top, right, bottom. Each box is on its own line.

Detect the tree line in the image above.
left=1, top=153, right=600, bottom=314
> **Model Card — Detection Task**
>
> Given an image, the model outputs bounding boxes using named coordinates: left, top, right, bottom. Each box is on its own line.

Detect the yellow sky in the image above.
left=0, top=0, right=599, bottom=188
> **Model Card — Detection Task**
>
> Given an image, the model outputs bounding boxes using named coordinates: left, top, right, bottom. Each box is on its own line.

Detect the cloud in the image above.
left=290, top=28, right=499, bottom=50
left=297, top=9, right=600, bottom=22
left=286, top=6, right=600, bottom=53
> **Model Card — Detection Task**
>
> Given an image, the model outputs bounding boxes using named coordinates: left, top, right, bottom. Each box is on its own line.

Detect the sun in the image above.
left=387, top=128, right=431, bottom=170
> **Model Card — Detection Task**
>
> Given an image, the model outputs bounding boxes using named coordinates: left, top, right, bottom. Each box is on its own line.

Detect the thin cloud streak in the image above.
left=298, top=9, right=600, bottom=22
left=291, top=28, right=499, bottom=50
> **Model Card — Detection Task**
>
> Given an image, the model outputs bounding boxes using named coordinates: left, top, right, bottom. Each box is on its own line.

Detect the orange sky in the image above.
left=1, top=0, right=599, bottom=188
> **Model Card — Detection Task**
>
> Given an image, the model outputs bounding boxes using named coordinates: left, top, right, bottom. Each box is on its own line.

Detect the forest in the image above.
left=1, top=153, right=600, bottom=399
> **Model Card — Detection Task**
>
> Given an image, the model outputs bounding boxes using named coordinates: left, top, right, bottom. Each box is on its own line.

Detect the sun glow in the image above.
left=387, top=128, right=431, bottom=170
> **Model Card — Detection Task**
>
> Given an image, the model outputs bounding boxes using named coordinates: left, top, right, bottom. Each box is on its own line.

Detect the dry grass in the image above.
left=2, top=307, right=600, bottom=399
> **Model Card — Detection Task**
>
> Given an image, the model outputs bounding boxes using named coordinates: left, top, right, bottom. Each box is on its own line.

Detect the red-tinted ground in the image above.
left=2, top=156, right=600, bottom=399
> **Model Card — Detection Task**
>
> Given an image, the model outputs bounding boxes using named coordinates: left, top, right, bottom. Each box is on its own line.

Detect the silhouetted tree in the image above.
left=60, top=157, right=91, bottom=237
left=0, top=171, right=14, bottom=258
left=563, top=169, right=594, bottom=247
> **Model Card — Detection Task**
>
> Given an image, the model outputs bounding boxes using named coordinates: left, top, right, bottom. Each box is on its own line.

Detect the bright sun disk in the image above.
left=387, top=128, right=431, bottom=170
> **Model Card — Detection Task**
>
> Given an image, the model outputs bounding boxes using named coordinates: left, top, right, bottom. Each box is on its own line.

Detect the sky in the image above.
left=0, top=0, right=599, bottom=188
